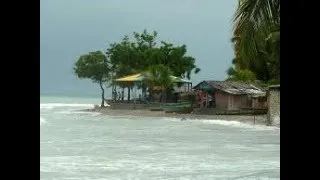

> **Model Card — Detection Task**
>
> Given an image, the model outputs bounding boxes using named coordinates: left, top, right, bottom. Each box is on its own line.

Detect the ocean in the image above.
left=40, top=95, right=280, bottom=179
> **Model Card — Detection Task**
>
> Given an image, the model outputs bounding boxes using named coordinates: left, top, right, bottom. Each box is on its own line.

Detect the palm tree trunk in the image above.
left=99, top=80, right=105, bottom=107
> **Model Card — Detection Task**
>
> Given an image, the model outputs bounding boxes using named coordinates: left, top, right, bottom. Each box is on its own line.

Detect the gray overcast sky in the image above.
left=40, top=0, right=237, bottom=97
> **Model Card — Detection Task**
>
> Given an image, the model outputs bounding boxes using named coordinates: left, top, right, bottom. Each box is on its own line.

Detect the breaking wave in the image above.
left=160, top=117, right=279, bottom=131
left=40, top=117, right=46, bottom=126
left=196, top=119, right=279, bottom=130
left=40, top=103, right=95, bottom=109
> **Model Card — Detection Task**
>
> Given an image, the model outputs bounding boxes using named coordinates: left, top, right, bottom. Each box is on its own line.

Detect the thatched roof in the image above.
left=268, top=84, right=280, bottom=90
left=193, top=81, right=266, bottom=97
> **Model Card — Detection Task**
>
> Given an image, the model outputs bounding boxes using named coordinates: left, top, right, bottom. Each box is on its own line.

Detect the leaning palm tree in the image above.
left=143, top=65, right=173, bottom=103
left=232, top=0, right=280, bottom=81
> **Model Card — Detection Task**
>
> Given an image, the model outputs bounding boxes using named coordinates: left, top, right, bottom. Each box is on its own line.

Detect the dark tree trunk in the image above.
left=121, top=87, right=124, bottom=101
left=99, top=80, right=105, bottom=107
left=127, top=86, right=131, bottom=103
left=162, top=89, right=167, bottom=104
left=142, top=85, right=146, bottom=100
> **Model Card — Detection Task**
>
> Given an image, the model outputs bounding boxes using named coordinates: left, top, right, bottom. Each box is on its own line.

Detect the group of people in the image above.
left=112, top=89, right=124, bottom=102
left=110, top=87, right=152, bottom=103
left=196, top=90, right=215, bottom=107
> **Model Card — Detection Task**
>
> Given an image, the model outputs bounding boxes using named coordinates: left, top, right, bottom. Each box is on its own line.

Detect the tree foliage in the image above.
left=74, top=51, right=110, bottom=107
left=143, top=64, right=173, bottom=103
left=74, top=51, right=109, bottom=82
left=104, top=29, right=201, bottom=102
left=228, top=69, right=256, bottom=83
left=74, top=30, right=200, bottom=104
left=106, top=29, right=201, bottom=80
left=229, top=0, right=280, bottom=83
left=227, top=63, right=256, bottom=83
left=143, top=65, right=173, bottom=91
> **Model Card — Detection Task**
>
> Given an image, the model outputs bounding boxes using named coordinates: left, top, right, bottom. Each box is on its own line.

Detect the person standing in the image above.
left=121, top=90, right=124, bottom=101
left=113, top=89, right=116, bottom=102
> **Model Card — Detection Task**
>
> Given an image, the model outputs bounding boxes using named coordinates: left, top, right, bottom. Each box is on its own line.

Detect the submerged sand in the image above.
left=83, top=107, right=270, bottom=126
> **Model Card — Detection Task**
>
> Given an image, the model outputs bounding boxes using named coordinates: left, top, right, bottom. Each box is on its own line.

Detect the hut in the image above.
left=109, top=73, right=192, bottom=108
left=192, top=81, right=267, bottom=114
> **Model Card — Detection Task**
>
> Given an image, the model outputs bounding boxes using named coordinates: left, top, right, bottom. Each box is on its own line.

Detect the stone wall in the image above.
left=267, top=86, right=280, bottom=126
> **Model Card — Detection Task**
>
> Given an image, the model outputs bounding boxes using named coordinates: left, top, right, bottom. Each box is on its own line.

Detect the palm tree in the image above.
left=232, top=0, right=280, bottom=81
left=143, top=65, right=173, bottom=103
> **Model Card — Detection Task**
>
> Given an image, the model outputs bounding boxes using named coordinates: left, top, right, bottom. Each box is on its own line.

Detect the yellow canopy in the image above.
left=114, top=73, right=191, bottom=83
left=114, top=73, right=144, bottom=82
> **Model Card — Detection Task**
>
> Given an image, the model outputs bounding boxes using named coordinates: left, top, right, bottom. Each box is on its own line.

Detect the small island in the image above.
left=73, top=1, right=280, bottom=127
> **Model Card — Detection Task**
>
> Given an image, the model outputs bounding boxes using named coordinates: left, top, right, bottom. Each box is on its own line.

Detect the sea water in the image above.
left=40, top=95, right=280, bottom=179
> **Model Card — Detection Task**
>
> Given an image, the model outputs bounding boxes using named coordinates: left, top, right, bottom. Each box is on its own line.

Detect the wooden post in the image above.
left=133, top=85, right=136, bottom=110
left=267, top=90, right=271, bottom=126
left=231, top=95, right=234, bottom=110
left=111, top=83, right=114, bottom=102
left=228, top=95, right=231, bottom=111
left=253, top=97, right=256, bottom=124
left=206, top=92, right=208, bottom=108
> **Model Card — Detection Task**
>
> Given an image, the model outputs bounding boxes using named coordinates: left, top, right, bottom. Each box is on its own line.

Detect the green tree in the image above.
left=159, top=42, right=201, bottom=79
left=226, top=66, right=237, bottom=78
left=106, top=29, right=201, bottom=101
left=143, top=64, right=173, bottom=103
left=106, top=30, right=201, bottom=79
left=106, top=37, right=137, bottom=102
left=227, top=69, right=256, bottom=83
left=231, top=0, right=280, bottom=82
left=74, top=51, right=110, bottom=107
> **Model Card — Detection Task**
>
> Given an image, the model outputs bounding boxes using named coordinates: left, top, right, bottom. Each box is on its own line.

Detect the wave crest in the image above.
left=40, top=117, right=46, bottom=125
left=40, top=103, right=95, bottom=109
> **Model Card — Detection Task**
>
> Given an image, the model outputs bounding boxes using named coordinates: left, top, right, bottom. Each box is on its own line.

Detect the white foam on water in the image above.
left=160, top=117, right=279, bottom=131
left=158, top=117, right=183, bottom=122
left=40, top=103, right=95, bottom=109
left=223, top=144, right=276, bottom=152
left=56, top=111, right=102, bottom=116
left=40, top=106, right=53, bottom=110
left=197, top=119, right=279, bottom=131
left=273, top=115, right=280, bottom=126
left=40, top=117, right=46, bottom=126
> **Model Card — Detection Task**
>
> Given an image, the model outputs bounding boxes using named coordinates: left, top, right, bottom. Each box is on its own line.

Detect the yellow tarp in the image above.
left=115, top=73, right=144, bottom=82
left=115, top=73, right=191, bottom=83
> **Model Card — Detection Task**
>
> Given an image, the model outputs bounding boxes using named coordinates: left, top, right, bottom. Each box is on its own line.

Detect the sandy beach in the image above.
left=83, top=107, right=270, bottom=126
